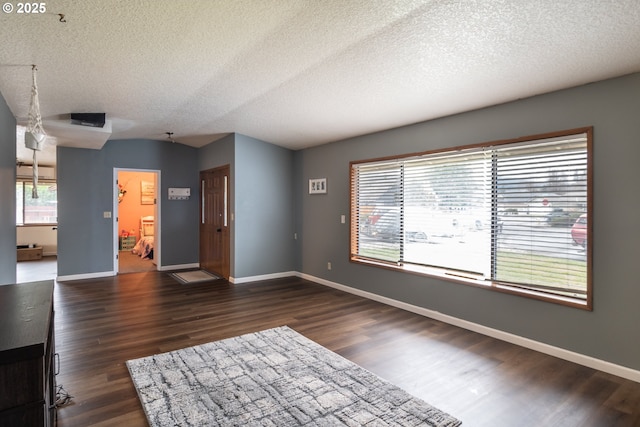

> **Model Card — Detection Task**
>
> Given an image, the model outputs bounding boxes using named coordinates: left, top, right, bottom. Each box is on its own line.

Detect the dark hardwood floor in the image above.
left=52, top=272, right=640, bottom=427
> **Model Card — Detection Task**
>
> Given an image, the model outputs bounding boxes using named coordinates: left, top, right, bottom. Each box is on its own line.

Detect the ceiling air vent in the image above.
left=70, top=113, right=105, bottom=128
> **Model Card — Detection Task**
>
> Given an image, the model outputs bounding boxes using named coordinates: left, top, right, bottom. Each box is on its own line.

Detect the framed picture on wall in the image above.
left=309, top=178, right=327, bottom=194
left=141, top=180, right=155, bottom=204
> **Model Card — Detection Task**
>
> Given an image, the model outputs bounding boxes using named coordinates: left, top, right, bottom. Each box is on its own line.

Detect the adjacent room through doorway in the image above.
left=116, top=170, right=159, bottom=274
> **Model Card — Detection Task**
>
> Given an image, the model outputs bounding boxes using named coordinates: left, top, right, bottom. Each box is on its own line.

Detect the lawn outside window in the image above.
left=350, top=128, right=592, bottom=309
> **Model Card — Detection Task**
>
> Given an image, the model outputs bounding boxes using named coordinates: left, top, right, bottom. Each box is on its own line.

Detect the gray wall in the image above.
left=55, top=131, right=296, bottom=281
left=234, top=134, right=295, bottom=278
left=57, top=139, right=199, bottom=276
left=0, top=92, right=16, bottom=284
left=198, top=133, right=235, bottom=171
left=295, top=72, right=640, bottom=371
left=198, top=133, right=296, bottom=279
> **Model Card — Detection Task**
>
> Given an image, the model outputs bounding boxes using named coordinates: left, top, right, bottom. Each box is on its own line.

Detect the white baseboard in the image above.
left=297, top=272, right=640, bottom=384
left=157, top=263, right=200, bottom=272
left=230, top=271, right=298, bottom=284
left=57, top=270, right=115, bottom=282
left=57, top=262, right=200, bottom=281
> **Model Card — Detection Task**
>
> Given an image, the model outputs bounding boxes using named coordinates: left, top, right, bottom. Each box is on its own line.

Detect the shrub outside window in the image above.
left=350, top=128, right=592, bottom=309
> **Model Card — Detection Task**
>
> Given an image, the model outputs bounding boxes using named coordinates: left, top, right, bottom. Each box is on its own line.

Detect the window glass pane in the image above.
left=494, top=136, right=588, bottom=297
left=22, top=182, right=58, bottom=224
left=16, top=182, right=24, bottom=224
left=403, top=151, right=492, bottom=275
left=350, top=129, right=590, bottom=303
left=353, top=163, right=402, bottom=263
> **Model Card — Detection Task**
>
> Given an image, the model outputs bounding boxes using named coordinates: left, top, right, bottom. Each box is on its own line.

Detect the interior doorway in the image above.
left=200, top=165, right=230, bottom=279
left=15, top=169, right=58, bottom=283
left=115, top=169, right=160, bottom=274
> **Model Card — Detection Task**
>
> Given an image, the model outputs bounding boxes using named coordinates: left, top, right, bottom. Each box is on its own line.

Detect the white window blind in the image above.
left=493, top=137, right=588, bottom=297
left=351, top=129, right=590, bottom=304
left=353, top=162, right=402, bottom=263
left=403, top=150, right=492, bottom=275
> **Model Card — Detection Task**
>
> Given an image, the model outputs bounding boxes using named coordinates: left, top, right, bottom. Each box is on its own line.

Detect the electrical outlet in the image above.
left=327, top=262, right=332, bottom=270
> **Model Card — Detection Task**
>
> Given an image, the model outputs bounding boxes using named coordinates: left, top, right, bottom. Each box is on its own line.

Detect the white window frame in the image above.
left=16, top=178, right=58, bottom=226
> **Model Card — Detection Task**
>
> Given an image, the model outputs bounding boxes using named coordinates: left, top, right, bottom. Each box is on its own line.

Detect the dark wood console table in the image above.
left=0, top=280, right=56, bottom=426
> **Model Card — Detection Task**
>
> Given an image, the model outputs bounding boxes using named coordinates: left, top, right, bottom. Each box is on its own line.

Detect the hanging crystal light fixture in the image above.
left=25, top=64, right=46, bottom=199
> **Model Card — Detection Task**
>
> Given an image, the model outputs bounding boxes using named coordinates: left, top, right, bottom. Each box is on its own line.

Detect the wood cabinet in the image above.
left=0, top=280, right=56, bottom=426
left=17, top=247, right=43, bottom=262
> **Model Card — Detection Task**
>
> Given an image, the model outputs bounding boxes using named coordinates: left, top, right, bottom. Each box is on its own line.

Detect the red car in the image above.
left=571, top=214, right=587, bottom=247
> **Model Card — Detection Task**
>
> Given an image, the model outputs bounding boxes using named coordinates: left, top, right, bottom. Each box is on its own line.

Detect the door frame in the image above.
left=113, top=168, right=161, bottom=273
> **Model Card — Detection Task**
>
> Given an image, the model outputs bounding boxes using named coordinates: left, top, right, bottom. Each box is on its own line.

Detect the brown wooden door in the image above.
left=200, top=165, right=230, bottom=279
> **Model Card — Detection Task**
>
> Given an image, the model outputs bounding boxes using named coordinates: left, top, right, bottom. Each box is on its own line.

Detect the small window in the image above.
left=350, top=128, right=592, bottom=309
left=16, top=180, right=58, bottom=225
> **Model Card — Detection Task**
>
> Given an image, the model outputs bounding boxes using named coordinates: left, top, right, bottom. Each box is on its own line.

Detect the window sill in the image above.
left=350, top=257, right=591, bottom=311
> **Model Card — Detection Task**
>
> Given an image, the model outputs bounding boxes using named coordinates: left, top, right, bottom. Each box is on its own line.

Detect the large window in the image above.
left=350, top=128, right=591, bottom=309
left=16, top=180, right=58, bottom=225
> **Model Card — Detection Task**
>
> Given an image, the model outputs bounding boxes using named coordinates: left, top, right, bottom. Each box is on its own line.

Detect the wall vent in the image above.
left=70, top=113, right=105, bottom=128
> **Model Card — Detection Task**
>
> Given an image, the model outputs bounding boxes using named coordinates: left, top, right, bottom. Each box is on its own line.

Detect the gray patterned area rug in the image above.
left=127, top=326, right=462, bottom=426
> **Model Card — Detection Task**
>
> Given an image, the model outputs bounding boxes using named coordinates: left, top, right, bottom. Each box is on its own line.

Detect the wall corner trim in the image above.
left=297, top=272, right=640, bottom=384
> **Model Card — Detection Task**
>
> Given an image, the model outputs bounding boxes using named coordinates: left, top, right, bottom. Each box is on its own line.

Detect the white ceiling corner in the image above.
left=1, top=0, right=639, bottom=165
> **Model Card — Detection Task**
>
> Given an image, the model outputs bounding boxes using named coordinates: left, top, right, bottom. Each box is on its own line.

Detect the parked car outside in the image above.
left=546, top=208, right=574, bottom=227
left=362, top=208, right=401, bottom=240
left=571, top=214, right=587, bottom=247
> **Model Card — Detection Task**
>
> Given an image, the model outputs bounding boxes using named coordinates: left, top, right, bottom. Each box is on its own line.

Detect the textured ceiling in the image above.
left=2, top=0, right=640, bottom=165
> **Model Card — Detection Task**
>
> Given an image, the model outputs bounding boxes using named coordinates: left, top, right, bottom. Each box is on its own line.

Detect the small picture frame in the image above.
left=140, top=180, right=155, bottom=204
left=309, top=178, right=327, bottom=194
